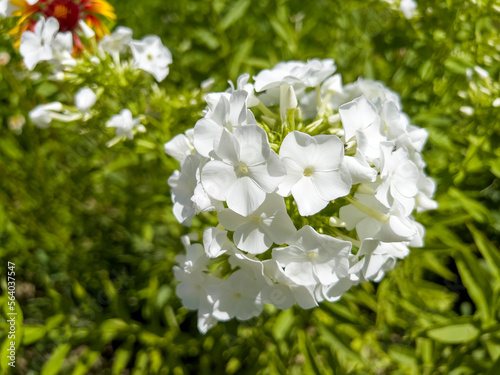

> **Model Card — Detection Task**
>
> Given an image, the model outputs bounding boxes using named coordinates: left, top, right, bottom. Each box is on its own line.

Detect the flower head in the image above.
left=130, top=35, right=172, bottom=82
left=106, top=109, right=144, bottom=140
left=74, top=87, right=96, bottom=112
left=278, top=131, right=352, bottom=216
left=166, top=59, right=436, bottom=333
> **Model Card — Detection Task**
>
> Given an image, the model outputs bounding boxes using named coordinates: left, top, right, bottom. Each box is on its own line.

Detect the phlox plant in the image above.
left=1, top=0, right=173, bottom=145
left=165, top=59, right=437, bottom=333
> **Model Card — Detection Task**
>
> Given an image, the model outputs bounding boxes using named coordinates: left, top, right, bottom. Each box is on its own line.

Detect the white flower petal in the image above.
left=193, top=118, right=222, bottom=157
left=279, top=131, right=316, bottom=168
left=311, top=169, right=352, bottom=202
left=266, top=210, right=296, bottom=245
left=311, top=134, right=344, bottom=171
left=292, top=176, right=328, bottom=216
left=226, top=176, right=266, bottom=216
left=233, top=221, right=271, bottom=254
left=201, top=160, right=237, bottom=201
left=339, top=95, right=379, bottom=141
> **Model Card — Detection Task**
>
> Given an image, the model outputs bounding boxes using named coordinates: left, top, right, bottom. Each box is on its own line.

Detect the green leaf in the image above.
left=467, top=224, right=500, bottom=281
left=455, top=251, right=492, bottom=323
left=297, top=330, right=321, bottom=375
left=41, top=343, right=71, bottom=375
left=71, top=350, right=100, bottom=375
left=220, top=0, right=251, bottom=31
left=100, top=319, right=128, bottom=342
left=23, top=326, right=47, bottom=345
left=112, top=347, right=133, bottom=375
left=272, top=309, right=294, bottom=342
left=449, top=188, right=492, bottom=224
left=427, top=324, right=480, bottom=344
left=486, top=354, right=500, bottom=375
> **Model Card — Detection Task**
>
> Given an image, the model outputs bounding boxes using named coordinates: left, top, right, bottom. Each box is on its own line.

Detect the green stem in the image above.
left=257, top=101, right=278, bottom=119
left=345, top=196, right=390, bottom=223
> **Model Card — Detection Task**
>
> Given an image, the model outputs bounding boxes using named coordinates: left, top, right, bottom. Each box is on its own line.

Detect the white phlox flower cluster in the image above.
left=165, top=59, right=437, bottom=333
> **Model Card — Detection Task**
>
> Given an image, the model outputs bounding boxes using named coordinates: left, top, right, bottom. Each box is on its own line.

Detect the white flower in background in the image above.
left=218, top=193, right=296, bottom=254
left=106, top=109, right=145, bottom=139
left=29, top=102, right=80, bottom=128
left=0, top=0, right=13, bottom=18
left=77, top=20, right=95, bottom=39
left=166, top=60, right=436, bottom=333
left=400, top=0, right=417, bottom=19
left=75, top=87, right=97, bottom=113
left=29, top=102, right=62, bottom=128
left=130, top=35, right=172, bottom=82
left=278, top=131, right=352, bottom=216
left=20, top=17, right=59, bottom=70
left=201, top=125, right=285, bottom=216
left=1, top=0, right=38, bottom=17
left=99, top=26, right=133, bottom=57
left=51, top=31, right=76, bottom=67
left=272, top=225, right=351, bottom=286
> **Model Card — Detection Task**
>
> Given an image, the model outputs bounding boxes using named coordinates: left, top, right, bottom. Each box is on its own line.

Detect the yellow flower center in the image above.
left=303, top=167, right=314, bottom=177
left=238, top=162, right=249, bottom=175
left=53, top=4, right=68, bottom=19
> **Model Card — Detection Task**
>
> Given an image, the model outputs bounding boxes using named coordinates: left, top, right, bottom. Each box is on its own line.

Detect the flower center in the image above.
left=303, top=167, right=314, bottom=177
left=147, top=54, right=153, bottom=61
left=308, top=252, right=319, bottom=259
left=44, top=0, right=81, bottom=32
left=238, top=162, right=249, bottom=175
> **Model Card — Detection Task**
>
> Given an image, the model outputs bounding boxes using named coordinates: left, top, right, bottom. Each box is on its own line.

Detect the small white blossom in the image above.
left=106, top=109, right=144, bottom=139
left=52, top=31, right=75, bottom=67
left=75, top=87, right=97, bottom=113
left=20, top=17, right=59, bottom=70
left=262, top=259, right=318, bottom=309
left=194, top=90, right=256, bottom=157
left=130, top=35, right=172, bottom=82
left=209, top=269, right=265, bottom=321
left=218, top=193, right=296, bottom=254
left=272, top=225, right=352, bottom=286
left=400, top=0, right=417, bottom=19
left=99, top=26, right=133, bottom=56
left=29, top=102, right=80, bottom=128
left=201, top=125, right=285, bottom=216
left=278, top=131, right=352, bottom=216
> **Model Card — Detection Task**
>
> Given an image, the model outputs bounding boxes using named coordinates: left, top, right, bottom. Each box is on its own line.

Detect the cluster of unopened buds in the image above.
left=165, top=59, right=437, bottom=333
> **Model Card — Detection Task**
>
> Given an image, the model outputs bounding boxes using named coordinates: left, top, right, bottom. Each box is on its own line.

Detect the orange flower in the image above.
left=10, top=0, right=116, bottom=51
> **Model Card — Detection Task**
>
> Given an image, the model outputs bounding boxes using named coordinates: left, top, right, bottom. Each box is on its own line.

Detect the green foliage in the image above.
left=0, top=0, right=500, bottom=373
